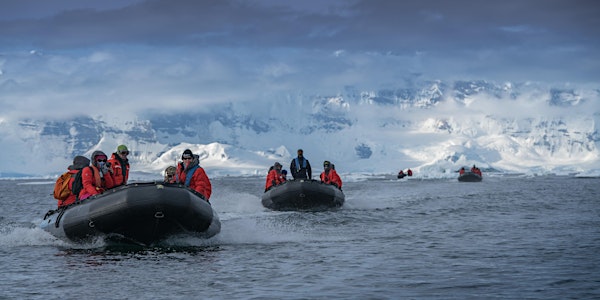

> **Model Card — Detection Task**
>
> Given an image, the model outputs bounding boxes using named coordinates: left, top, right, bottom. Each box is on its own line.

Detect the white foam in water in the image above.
left=0, top=225, right=66, bottom=247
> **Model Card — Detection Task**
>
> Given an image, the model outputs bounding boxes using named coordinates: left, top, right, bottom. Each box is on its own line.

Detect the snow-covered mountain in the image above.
left=1, top=80, right=599, bottom=179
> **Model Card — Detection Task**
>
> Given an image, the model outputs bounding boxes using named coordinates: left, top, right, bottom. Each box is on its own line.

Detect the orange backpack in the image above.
left=53, top=172, right=73, bottom=201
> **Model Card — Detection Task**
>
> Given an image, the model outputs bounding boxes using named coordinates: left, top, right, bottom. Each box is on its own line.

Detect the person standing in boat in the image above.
left=79, top=151, right=116, bottom=200
left=290, top=149, right=312, bottom=180
left=175, top=149, right=212, bottom=201
left=320, top=160, right=342, bottom=189
left=108, top=144, right=130, bottom=186
left=459, top=167, right=466, bottom=175
left=265, top=162, right=286, bottom=192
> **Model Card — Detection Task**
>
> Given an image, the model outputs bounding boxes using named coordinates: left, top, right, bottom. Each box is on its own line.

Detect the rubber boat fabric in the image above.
left=41, top=181, right=220, bottom=246
left=262, top=179, right=345, bottom=211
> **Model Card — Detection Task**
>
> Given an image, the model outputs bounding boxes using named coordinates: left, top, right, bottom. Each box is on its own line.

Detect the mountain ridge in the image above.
left=1, top=79, right=598, bottom=178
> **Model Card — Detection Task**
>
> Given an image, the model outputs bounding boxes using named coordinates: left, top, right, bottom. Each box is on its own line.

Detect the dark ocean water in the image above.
left=0, top=175, right=599, bottom=299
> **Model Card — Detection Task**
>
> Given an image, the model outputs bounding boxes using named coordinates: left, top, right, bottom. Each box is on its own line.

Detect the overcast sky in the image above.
left=0, top=0, right=598, bottom=119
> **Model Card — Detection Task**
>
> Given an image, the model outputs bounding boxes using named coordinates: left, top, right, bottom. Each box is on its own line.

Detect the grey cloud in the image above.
left=1, top=0, right=598, bottom=53
left=0, top=0, right=598, bottom=86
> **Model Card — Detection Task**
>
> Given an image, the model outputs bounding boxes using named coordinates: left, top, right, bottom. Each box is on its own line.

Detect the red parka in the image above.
left=265, top=169, right=286, bottom=191
left=79, top=165, right=115, bottom=200
left=176, top=159, right=212, bottom=200
left=108, top=152, right=130, bottom=186
left=320, top=169, right=342, bottom=189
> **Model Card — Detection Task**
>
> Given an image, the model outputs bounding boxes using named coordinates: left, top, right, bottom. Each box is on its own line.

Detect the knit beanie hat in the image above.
left=70, top=155, right=90, bottom=170
left=182, top=149, right=193, bottom=159
left=117, top=145, right=128, bottom=152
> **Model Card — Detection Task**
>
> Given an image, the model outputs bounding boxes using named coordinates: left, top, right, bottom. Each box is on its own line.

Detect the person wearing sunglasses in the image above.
left=320, top=160, right=342, bottom=190
left=175, top=149, right=212, bottom=201
left=290, top=149, right=312, bottom=180
left=78, top=150, right=115, bottom=200
left=108, top=144, right=130, bottom=186
left=264, top=162, right=286, bottom=192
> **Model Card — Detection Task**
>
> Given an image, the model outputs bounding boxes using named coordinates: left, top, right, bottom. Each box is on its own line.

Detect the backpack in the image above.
left=53, top=172, right=73, bottom=201
left=71, top=167, right=92, bottom=200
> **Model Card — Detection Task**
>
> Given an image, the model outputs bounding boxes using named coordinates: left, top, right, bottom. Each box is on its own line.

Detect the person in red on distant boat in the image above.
left=459, top=167, right=466, bottom=175
left=265, top=162, right=286, bottom=191
left=79, top=151, right=115, bottom=200
left=175, top=149, right=212, bottom=201
left=470, top=165, right=482, bottom=176
left=320, top=160, right=342, bottom=189
left=407, top=169, right=413, bottom=176
left=398, top=170, right=406, bottom=179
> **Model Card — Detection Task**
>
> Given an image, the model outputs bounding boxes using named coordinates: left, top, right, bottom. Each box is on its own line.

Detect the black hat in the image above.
left=182, top=149, right=193, bottom=159
left=323, top=160, right=331, bottom=167
left=70, top=155, right=90, bottom=170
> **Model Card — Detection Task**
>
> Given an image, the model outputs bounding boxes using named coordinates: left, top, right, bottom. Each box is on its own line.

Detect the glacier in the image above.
left=0, top=80, right=599, bottom=179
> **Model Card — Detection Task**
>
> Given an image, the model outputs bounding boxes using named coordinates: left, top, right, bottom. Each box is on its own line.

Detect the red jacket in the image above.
left=320, top=169, right=342, bottom=189
left=108, top=153, right=130, bottom=186
left=79, top=166, right=115, bottom=200
left=176, top=162, right=212, bottom=200
left=265, top=169, right=286, bottom=191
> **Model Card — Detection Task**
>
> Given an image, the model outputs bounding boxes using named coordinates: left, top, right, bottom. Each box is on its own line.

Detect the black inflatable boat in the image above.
left=458, top=171, right=483, bottom=182
left=261, top=179, right=345, bottom=211
left=41, top=182, right=220, bottom=245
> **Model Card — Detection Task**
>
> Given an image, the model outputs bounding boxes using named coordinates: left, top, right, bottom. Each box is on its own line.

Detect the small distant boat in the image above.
left=261, top=179, right=345, bottom=211
left=458, top=171, right=483, bottom=182
left=397, top=169, right=413, bottom=179
left=40, top=182, right=220, bottom=245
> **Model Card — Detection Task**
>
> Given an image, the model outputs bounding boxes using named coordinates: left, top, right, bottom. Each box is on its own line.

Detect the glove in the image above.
left=99, top=162, right=111, bottom=175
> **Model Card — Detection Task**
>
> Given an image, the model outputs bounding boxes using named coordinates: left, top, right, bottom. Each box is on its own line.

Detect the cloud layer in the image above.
left=1, top=0, right=599, bottom=120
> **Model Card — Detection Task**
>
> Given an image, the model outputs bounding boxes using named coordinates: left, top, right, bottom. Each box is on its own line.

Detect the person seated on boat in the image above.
left=108, top=144, right=130, bottom=186
left=175, top=149, right=212, bottom=201
left=471, top=165, right=482, bottom=176
left=398, top=170, right=405, bottom=178
left=281, top=169, right=287, bottom=180
left=265, top=162, right=286, bottom=192
left=79, top=151, right=116, bottom=201
left=164, top=165, right=177, bottom=183
left=290, top=148, right=312, bottom=180
left=459, top=167, right=465, bottom=175
left=56, top=155, right=90, bottom=208
left=320, top=160, right=342, bottom=189
left=407, top=169, right=413, bottom=176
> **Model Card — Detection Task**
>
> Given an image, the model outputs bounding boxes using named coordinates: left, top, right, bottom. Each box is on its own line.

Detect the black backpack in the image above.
left=71, top=167, right=93, bottom=200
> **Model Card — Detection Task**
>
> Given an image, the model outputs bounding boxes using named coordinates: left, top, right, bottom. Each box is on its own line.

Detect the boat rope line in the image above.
left=55, top=208, right=66, bottom=228
left=43, top=209, right=55, bottom=220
